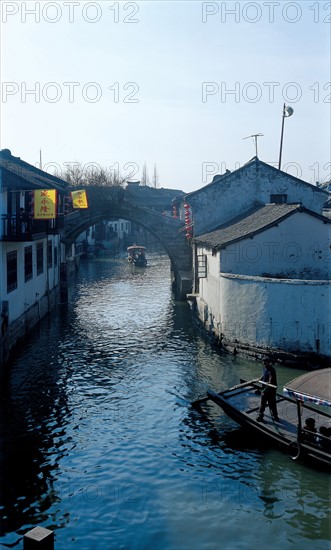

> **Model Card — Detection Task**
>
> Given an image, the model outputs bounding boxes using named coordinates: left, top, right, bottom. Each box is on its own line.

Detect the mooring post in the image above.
left=23, top=526, right=54, bottom=549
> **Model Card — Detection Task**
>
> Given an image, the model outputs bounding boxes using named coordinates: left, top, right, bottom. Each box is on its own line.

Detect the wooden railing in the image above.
left=1, top=214, right=65, bottom=241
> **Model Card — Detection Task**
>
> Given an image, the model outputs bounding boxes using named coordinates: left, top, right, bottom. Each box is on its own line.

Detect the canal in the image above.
left=0, top=253, right=330, bottom=550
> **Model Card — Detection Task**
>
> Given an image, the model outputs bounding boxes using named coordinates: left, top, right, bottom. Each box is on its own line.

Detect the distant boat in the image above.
left=193, top=369, right=331, bottom=470
left=127, top=245, right=147, bottom=267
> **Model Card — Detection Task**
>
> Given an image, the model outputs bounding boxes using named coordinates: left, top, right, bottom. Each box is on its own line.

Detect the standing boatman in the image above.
left=257, top=358, right=280, bottom=422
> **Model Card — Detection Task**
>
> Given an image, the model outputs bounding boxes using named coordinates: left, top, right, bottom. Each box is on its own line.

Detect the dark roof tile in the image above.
left=193, top=204, right=328, bottom=249
left=0, top=149, right=68, bottom=191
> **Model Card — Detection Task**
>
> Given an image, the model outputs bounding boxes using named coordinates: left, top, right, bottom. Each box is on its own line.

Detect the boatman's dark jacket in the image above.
left=261, top=366, right=277, bottom=389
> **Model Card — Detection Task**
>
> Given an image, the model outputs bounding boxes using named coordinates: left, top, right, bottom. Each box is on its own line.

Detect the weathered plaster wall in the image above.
left=220, top=212, right=330, bottom=279
left=196, top=270, right=330, bottom=358
left=219, top=274, right=330, bottom=356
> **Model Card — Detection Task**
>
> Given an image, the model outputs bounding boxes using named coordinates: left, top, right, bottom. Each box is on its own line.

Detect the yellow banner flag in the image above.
left=71, top=189, right=88, bottom=209
left=34, top=189, right=57, bottom=219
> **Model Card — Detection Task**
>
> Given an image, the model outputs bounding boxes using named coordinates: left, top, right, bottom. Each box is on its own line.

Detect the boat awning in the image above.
left=127, top=246, right=146, bottom=251
left=283, top=368, right=331, bottom=407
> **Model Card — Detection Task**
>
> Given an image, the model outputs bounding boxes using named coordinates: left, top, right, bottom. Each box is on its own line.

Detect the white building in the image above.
left=0, top=149, right=69, bottom=370
left=76, top=219, right=131, bottom=256
left=185, top=159, right=331, bottom=363
left=106, top=219, right=131, bottom=239
left=185, top=158, right=327, bottom=233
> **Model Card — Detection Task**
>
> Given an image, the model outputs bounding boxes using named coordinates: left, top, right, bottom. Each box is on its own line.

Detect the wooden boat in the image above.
left=127, top=245, right=147, bottom=267
left=196, top=369, right=331, bottom=469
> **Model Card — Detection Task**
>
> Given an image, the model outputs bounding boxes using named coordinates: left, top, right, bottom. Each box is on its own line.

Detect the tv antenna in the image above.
left=243, top=133, right=264, bottom=158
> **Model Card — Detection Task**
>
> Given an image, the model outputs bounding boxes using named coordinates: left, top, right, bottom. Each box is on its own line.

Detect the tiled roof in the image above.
left=0, top=149, right=68, bottom=191
left=193, top=204, right=329, bottom=249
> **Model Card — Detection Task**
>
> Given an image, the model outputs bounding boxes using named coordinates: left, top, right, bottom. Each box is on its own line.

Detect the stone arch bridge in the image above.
left=63, top=186, right=192, bottom=299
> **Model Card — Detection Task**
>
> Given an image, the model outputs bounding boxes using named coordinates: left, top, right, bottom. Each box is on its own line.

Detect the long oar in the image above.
left=191, top=378, right=261, bottom=407
left=191, top=395, right=210, bottom=407
left=259, top=380, right=277, bottom=389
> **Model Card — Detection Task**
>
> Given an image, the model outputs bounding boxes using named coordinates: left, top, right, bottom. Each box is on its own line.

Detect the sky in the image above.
left=1, top=1, right=330, bottom=192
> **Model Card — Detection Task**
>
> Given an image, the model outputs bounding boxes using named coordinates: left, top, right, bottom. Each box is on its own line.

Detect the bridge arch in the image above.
left=64, top=193, right=192, bottom=299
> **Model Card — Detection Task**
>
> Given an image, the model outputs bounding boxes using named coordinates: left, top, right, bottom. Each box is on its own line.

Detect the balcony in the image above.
left=1, top=214, right=65, bottom=242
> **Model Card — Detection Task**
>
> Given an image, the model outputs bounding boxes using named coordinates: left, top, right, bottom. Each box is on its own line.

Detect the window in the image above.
left=24, top=246, right=33, bottom=282
left=47, top=241, right=53, bottom=268
left=197, top=254, right=207, bottom=278
left=270, top=194, right=287, bottom=204
left=37, top=242, right=44, bottom=275
left=54, top=245, right=58, bottom=267
left=7, top=250, right=17, bottom=292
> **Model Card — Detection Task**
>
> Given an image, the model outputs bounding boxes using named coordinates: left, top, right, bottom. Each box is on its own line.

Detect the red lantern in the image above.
left=183, top=201, right=192, bottom=238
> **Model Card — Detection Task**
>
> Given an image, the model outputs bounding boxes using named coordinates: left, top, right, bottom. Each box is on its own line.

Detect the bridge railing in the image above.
left=63, top=200, right=188, bottom=247
left=120, top=202, right=185, bottom=228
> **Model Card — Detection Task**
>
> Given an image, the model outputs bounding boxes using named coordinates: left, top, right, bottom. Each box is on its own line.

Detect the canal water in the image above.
left=0, top=254, right=330, bottom=550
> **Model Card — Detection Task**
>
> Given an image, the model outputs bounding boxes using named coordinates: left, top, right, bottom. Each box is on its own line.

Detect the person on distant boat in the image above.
left=301, top=417, right=317, bottom=444
left=257, top=358, right=279, bottom=423
left=317, top=425, right=331, bottom=451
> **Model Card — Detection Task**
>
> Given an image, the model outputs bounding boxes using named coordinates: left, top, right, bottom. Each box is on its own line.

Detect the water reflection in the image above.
left=181, top=397, right=330, bottom=545
left=0, top=325, right=72, bottom=542
left=0, top=254, right=330, bottom=549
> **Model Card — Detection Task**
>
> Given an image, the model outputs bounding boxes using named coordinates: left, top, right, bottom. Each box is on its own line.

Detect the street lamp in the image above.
left=278, top=103, right=294, bottom=170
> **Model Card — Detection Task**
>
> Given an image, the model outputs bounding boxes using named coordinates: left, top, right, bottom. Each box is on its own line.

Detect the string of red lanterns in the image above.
left=184, top=202, right=193, bottom=239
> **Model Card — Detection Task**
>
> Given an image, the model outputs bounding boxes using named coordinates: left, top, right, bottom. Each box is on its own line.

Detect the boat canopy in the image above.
left=127, top=245, right=146, bottom=251
left=283, top=368, right=331, bottom=407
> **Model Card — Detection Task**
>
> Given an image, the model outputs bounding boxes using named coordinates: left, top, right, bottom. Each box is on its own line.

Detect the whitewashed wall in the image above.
left=220, top=212, right=331, bottom=279
left=219, top=274, right=330, bottom=356
left=107, top=219, right=131, bottom=239
left=196, top=268, right=330, bottom=357
left=1, top=237, right=60, bottom=322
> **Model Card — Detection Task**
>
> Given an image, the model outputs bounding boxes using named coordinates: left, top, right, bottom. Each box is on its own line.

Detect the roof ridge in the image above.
left=185, top=158, right=328, bottom=199
left=193, top=202, right=328, bottom=249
